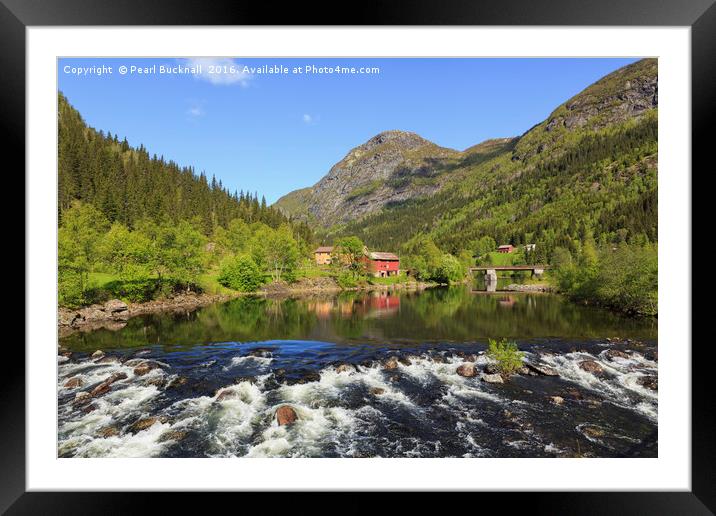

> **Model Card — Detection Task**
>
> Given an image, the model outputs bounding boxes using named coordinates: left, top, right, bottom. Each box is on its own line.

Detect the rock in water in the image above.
left=481, top=373, right=504, bottom=384
left=133, top=361, right=159, bottom=376
left=456, top=363, right=477, bottom=377
left=63, top=377, right=83, bottom=388
left=550, top=396, right=564, bottom=405
left=525, top=362, right=559, bottom=377
left=335, top=363, right=354, bottom=374
left=383, top=357, right=399, bottom=370
left=370, top=387, right=385, bottom=396
left=579, top=360, right=605, bottom=376
left=91, top=350, right=105, bottom=359
left=276, top=405, right=298, bottom=426
left=637, top=375, right=658, bottom=391
left=604, top=349, right=630, bottom=360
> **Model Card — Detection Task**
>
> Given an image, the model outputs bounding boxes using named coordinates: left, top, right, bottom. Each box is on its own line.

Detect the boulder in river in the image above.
left=166, top=376, right=189, bottom=389
left=98, top=425, right=119, bottom=438
left=133, top=361, right=159, bottom=376
left=91, top=350, right=105, bottom=359
left=525, top=362, right=559, bottom=377
left=383, top=357, right=399, bottom=370
left=604, top=349, right=630, bottom=361
left=335, top=363, right=355, bottom=374
left=579, top=360, right=605, bottom=376
left=637, top=375, right=658, bottom=391
left=481, top=373, right=504, bottom=384
left=159, top=430, right=188, bottom=443
left=549, top=396, right=564, bottom=405
left=63, top=377, right=83, bottom=389
left=370, top=387, right=386, bottom=396
left=275, top=405, right=298, bottom=426
left=456, top=363, right=477, bottom=377
left=129, top=416, right=166, bottom=434
left=398, top=356, right=412, bottom=366
left=73, top=391, right=92, bottom=406
left=216, top=388, right=238, bottom=402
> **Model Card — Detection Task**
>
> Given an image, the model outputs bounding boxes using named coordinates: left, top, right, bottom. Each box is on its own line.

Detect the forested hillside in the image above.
left=58, top=93, right=311, bottom=240
left=303, top=59, right=658, bottom=265
left=58, top=93, right=314, bottom=307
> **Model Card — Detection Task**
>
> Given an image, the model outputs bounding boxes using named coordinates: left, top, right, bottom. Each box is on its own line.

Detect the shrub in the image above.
left=486, top=338, right=525, bottom=376
left=217, top=255, right=265, bottom=292
left=336, top=271, right=359, bottom=289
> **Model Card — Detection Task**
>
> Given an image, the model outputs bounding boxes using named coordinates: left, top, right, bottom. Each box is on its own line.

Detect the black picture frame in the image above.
left=3, top=0, right=711, bottom=513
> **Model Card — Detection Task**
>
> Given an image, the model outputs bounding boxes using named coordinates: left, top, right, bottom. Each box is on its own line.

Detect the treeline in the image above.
left=553, top=240, right=657, bottom=316
left=59, top=201, right=310, bottom=306
left=58, top=92, right=311, bottom=241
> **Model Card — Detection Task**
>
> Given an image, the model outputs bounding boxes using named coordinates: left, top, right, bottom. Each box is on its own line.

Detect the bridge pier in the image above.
left=485, top=269, right=497, bottom=292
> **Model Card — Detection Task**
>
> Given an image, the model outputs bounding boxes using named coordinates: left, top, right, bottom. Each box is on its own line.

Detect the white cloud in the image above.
left=302, top=113, right=319, bottom=125
left=182, top=57, right=253, bottom=86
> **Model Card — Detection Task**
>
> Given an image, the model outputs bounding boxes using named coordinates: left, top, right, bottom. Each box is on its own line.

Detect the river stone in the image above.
left=166, top=376, right=189, bottom=389
left=91, top=350, right=105, bottom=359
left=549, top=396, right=564, bottom=405
left=383, top=357, right=399, bottom=370
left=525, top=362, right=559, bottom=377
left=637, top=375, right=658, bottom=391
left=335, top=363, right=354, bottom=374
left=73, top=391, right=92, bottom=405
left=133, top=361, right=159, bottom=376
left=105, top=299, right=129, bottom=313
left=64, top=377, right=83, bottom=389
left=129, top=416, right=166, bottom=434
left=159, top=430, right=188, bottom=443
left=579, top=360, right=605, bottom=376
left=481, top=373, right=504, bottom=384
left=398, top=356, right=412, bottom=366
left=456, top=363, right=477, bottom=378
left=216, top=389, right=238, bottom=402
left=604, top=349, right=630, bottom=360
left=276, top=405, right=298, bottom=426
left=98, top=426, right=119, bottom=438
left=370, top=387, right=386, bottom=396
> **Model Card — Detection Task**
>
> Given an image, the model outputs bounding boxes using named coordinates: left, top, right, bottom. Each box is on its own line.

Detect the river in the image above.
left=58, top=286, right=658, bottom=458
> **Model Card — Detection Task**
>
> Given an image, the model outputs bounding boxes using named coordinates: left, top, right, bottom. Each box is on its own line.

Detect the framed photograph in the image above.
left=6, top=0, right=711, bottom=512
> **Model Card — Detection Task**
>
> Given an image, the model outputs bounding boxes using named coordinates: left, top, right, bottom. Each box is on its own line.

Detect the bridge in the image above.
left=469, top=265, right=550, bottom=273
left=469, top=265, right=550, bottom=292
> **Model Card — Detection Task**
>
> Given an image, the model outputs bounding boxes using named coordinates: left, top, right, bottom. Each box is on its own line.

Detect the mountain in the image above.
left=275, top=130, right=465, bottom=225
left=275, top=58, right=658, bottom=256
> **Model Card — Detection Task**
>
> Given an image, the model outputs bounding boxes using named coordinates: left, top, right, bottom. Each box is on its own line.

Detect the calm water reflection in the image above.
left=61, top=286, right=657, bottom=352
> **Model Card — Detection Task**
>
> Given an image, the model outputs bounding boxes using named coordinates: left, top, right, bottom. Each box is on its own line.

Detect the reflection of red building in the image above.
left=364, top=252, right=400, bottom=277
left=367, top=291, right=400, bottom=317
left=498, top=296, right=516, bottom=308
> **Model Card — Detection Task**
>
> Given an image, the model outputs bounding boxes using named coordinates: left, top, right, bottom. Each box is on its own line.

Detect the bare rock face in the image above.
left=275, top=130, right=461, bottom=226
left=456, top=363, right=477, bottom=377
left=275, top=405, right=298, bottom=426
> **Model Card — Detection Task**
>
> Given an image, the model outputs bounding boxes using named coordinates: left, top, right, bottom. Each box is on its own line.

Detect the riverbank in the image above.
left=58, top=276, right=439, bottom=337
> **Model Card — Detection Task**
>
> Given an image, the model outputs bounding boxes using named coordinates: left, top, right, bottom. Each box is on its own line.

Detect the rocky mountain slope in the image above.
left=276, top=59, right=658, bottom=252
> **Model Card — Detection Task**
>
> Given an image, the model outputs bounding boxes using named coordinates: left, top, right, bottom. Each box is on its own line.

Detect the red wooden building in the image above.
left=497, top=244, right=514, bottom=254
left=364, top=251, right=400, bottom=277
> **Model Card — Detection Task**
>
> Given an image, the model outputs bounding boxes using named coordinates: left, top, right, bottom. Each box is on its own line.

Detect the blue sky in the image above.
left=58, top=57, right=638, bottom=204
